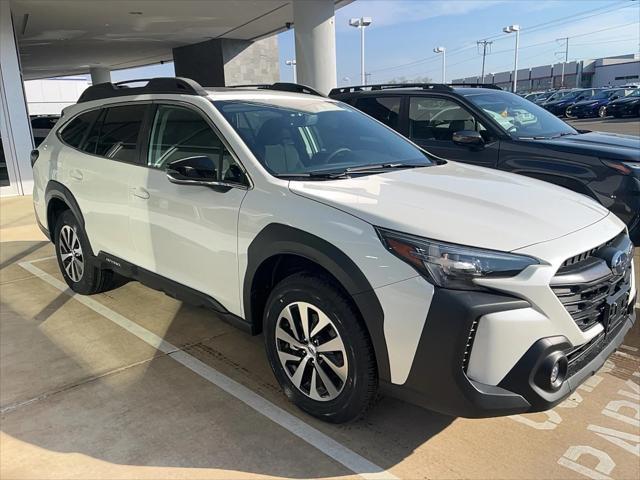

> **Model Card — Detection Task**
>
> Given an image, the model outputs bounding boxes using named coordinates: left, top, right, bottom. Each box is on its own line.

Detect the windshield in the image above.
left=545, top=90, right=577, bottom=102
left=215, top=98, right=433, bottom=177
left=464, top=91, right=577, bottom=139
left=591, top=90, right=615, bottom=100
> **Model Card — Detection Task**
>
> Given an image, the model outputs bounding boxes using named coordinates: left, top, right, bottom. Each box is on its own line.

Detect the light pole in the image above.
left=285, top=59, right=297, bottom=83
left=502, top=25, right=520, bottom=93
left=349, top=17, right=372, bottom=85
left=433, top=47, right=446, bottom=83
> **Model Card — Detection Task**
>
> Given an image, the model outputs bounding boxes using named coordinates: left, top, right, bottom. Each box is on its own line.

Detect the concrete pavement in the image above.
left=567, top=117, right=640, bottom=136
left=1, top=195, right=638, bottom=480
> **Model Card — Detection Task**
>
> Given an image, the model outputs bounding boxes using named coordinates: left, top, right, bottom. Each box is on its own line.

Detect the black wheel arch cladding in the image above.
left=244, top=223, right=391, bottom=382
left=45, top=180, right=86, bottom=233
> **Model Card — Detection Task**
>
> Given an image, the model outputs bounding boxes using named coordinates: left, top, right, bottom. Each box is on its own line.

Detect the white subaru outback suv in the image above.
left=32, top=78, right=636, bottom=423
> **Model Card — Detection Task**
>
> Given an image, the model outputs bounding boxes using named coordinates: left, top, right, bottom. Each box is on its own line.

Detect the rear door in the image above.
left=407, top=96, right=499, bottom=167
left=128, top=102, right=249, bottom=314
left=352, top=96, right=405, bottom=133
left=58, top=103, right=149, bottom=261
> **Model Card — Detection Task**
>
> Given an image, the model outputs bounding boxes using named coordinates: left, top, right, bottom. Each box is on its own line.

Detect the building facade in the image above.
left=453, top=54, right=639, bottom=92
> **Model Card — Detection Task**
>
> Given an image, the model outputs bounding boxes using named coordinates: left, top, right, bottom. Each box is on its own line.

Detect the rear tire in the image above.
left=54, top=209, right=116, bottom=294
left=264, top=272, right=377, bottom=423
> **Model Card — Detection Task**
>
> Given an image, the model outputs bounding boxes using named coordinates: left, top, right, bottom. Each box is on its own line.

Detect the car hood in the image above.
left=544, top=100, right=570, bottom=106
left=289, top=162, right=609, bottom=252
left=527, top=131, right=640, bottom=161
left=572, top=99, right=602, bottom=106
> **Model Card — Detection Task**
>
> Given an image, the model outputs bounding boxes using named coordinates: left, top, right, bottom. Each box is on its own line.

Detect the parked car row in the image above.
left=31, top=78, right=636, bottom=424
left=525, top=87, right=639, bottom=118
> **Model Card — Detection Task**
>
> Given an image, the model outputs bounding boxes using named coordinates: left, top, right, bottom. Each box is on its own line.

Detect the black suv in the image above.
left=329, top=84, right=640, bottom=243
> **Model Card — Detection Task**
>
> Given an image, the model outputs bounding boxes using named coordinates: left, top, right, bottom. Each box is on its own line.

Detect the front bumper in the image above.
left=544, top=104, right=569, bottom=116
left=607, top=103, right=640, bottom=117
left=383, top=287, right=636, bottom=418
left=567, top=104, right=598, bottom=118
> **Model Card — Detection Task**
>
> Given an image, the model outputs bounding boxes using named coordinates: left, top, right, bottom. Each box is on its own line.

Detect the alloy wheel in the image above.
left=599, top=106, right=607, bottom=118
left=59, top=225, right=84, bottom=282
left=275, top=301, right=348, bottom=401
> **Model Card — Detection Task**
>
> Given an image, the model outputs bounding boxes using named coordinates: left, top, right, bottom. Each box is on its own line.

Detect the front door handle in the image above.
left=69, top=169, right=83, bottom=181
left=132, top=187, right=150, bottom=200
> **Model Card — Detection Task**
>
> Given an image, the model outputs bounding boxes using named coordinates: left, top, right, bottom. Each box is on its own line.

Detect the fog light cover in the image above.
left=535, top=352, right=568, bottom=391
left=550, top=362, right=560, bottom=384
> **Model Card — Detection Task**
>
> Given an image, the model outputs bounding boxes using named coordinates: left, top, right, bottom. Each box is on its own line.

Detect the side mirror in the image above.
left=452, top=130, right=485, bottom=148
left=611, top=96, right=619, bottom=100
left=166, top=156, right=220, bottom=186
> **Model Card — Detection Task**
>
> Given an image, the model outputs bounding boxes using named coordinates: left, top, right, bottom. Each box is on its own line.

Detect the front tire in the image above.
left=264, top=272, right=377, bottom=423
left=54, top=209, right=116, bottom=294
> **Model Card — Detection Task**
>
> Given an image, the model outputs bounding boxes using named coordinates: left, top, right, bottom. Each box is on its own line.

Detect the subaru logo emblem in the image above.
left=609, top=250, right=628, bottom=276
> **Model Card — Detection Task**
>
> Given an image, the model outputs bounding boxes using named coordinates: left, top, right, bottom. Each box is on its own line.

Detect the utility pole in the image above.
left=477, top=40, right=493, bottom=81
left=556, top=37, right=569, bottom=87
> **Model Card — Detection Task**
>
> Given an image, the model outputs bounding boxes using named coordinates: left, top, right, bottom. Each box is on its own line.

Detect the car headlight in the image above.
left=376, top=228, right=539, bottom=291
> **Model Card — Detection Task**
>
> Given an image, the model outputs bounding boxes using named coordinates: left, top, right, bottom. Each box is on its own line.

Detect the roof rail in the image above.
left=329, top=82, right=505, bottom=96
left=448, top=83, right=502, bottom=90
left=329, top=83, right=453, bottom=95
left=77, top=77, right=208, bottom=103
left=228, top=82, right=325, bottom=97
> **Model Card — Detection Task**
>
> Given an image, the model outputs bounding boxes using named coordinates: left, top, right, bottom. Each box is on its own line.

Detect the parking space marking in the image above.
left=27, top=255, right=58, bottom=263
left=18, top=260, right=397, bottom=480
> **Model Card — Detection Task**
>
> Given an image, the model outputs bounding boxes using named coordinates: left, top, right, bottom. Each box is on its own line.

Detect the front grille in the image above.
left=551, top=268, right=631, bottom=331
left=560, top=247, right=599, bottom=269
left=566, top=318, right=627, bottom=378
left=552, top=232, right=632, bottom=331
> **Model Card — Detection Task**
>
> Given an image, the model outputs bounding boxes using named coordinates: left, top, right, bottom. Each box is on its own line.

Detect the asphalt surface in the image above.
left=567, top=117, right=640, bottom=136
left=1, top=165, right=639, bottom=478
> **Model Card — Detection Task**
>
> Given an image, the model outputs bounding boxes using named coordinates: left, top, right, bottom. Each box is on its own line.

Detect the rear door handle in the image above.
left=132, top=187, right=150, bottom=200
left=69, top=169, right=83, bottom=181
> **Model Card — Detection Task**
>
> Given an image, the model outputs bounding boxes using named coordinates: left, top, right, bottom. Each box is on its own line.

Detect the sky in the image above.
left=111, top=0, right=640, bottom=85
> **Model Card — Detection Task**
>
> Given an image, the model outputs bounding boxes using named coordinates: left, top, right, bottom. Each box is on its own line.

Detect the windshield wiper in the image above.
left=319, top=162, right=427, bottom=179
left=274, top=163, right=427, bottom=180
left=550, top=132, right=578, bottom=139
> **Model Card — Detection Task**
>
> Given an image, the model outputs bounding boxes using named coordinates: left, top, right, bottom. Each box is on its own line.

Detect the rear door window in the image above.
left=409, top=97, right=486, bottom=141
left=354, top=96, right=402, bottom=130
left=95, top=104, right=147, bottom=163
left=59, top=109, right=101, bottom=149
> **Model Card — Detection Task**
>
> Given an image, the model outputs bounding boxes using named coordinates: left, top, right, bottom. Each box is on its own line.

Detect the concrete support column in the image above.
left=0, top=1, right=33, bottom=195
left=89, top=66, right=111, bottom=85
left=173, top=37, right=278, bottom=87
left=292, top=0, right=336, bottom=94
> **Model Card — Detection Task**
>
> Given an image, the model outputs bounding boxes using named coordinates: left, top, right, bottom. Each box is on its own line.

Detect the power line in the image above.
left=369, top=0, right=635, bottom=75
left=385, top=21, right=638, bottom=80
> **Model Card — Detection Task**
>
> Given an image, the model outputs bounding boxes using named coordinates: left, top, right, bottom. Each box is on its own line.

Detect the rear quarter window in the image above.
left=94, top=104, right=147, bottom=163
left=58, top=109, right=101, bottom=148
